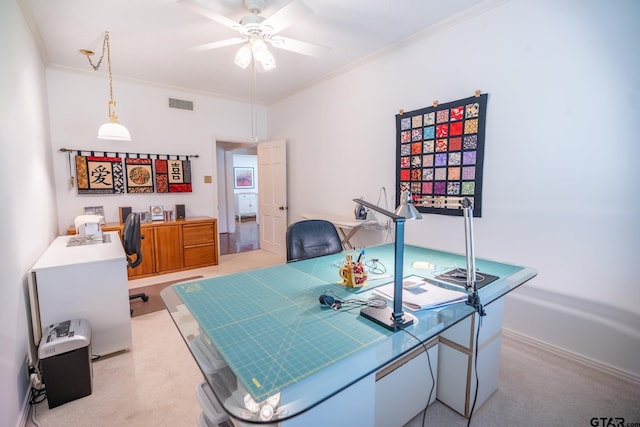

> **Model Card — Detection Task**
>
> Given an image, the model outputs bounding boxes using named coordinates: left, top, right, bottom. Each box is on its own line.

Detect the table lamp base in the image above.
left=360, top=306, right=415, bottom=331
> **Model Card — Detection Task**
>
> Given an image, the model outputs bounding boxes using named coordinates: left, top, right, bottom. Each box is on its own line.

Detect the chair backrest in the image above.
left=286, top=219, right=342, bottom=262
left=122, top=212, right=142, bottom=268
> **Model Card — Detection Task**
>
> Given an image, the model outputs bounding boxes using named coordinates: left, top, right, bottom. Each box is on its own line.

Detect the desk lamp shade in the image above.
left=395, top=189, right=422, bottom=220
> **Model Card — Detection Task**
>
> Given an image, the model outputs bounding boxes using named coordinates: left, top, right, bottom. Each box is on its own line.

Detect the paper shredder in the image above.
left=38, top=319, right=93, bottom=408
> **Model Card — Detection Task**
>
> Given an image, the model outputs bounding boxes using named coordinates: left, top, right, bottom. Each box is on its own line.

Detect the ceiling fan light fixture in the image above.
left=182, top=0, right=328, bottom=72
left=234, top=39, right=277, bottom=71
left=260, top=49, right=276, bottom=71
left=251, top=39, right=268, bottom=62
left=235, top=45, right=252, bottom=69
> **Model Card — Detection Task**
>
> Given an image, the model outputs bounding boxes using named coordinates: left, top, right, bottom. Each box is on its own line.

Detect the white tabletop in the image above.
left=30, top=231, right=125, bottom=270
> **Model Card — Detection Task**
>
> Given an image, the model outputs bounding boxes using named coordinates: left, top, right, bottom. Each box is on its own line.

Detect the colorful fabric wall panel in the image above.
left=396, top=94, right=488, bottom=217
left=75, top=155, right=125, bottom=194
left=125, top=158, right=154, bottom=193
left=155, top=159, right=192, bottom=193
left=73, top=153, right=193, bottom=194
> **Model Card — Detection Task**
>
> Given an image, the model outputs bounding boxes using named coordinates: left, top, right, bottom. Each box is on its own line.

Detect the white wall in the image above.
left=47, top=68, right=267, bottom=233
left=1, top=1, right=59, bottom=425
left=268, top=0, right=640, bottom=378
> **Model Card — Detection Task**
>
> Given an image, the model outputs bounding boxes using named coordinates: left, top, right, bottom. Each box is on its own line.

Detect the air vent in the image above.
left=169, top=98, right=194, bottom=111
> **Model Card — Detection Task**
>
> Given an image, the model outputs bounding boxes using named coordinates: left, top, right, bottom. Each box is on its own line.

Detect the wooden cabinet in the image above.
left=154, top=223, right=183, bottom=272
left=128, top=228, right=155, bottom=278
left=183, top=222, right=217, bottom=268
left=69, top=217, right=218, bottom=279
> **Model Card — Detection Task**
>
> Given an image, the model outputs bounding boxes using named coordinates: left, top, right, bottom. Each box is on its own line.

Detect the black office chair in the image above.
left=122, top=213, right=149, bottom=307
left=286, top=219, right=343, bottom=262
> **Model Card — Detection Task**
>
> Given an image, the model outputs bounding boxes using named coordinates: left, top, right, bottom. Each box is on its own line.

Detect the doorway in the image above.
left=216, top=140, right=260, bottom=255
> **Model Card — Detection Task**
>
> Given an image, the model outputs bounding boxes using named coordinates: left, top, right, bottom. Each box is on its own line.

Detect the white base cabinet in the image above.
left=234, top=193, right=257, bottom=219
left=437, top=298, right=504, bottom=417
left=28, top=231, right=132, bottom=359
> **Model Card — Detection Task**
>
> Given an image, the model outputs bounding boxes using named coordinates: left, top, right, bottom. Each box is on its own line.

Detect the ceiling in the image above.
left=23, top=0, right=489, bottom=104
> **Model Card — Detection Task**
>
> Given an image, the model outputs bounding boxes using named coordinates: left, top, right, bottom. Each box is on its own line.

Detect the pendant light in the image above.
left=80, top=32, right=131, bottom=141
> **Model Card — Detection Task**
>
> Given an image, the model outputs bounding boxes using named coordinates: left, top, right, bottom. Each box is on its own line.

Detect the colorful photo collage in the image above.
left=396, top=94, right=487, bottom=216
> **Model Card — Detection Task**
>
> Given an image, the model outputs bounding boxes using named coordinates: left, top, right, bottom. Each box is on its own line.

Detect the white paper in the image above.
left=374, top=275, right=467, bottom=311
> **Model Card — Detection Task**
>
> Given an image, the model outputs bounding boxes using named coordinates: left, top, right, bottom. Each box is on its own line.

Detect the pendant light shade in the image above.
left=98, top=119, right=131, bottom=141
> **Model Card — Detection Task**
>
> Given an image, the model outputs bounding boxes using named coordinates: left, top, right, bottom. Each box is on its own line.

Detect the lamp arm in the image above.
left=461, top=198, right=476, bottom=290
left=353, top=198, right=409, bottom=328
left=352, top=198, right=402, bottom=220
left=461, top=197, right=485, bottom=317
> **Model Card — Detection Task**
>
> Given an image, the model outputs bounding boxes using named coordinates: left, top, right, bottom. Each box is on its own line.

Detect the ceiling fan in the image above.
left=179, top=0, right=330, bottom=70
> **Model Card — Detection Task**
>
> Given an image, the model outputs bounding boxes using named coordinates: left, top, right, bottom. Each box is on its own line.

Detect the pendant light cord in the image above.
left=82, top=32, right=117, bottom=120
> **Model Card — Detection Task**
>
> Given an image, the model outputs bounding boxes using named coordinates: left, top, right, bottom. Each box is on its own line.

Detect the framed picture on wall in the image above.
left=234, top=167, right=254, bottom=189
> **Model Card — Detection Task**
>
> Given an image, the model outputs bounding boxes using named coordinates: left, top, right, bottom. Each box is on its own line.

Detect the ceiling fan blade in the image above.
left=189, top=37, right=246, bottom=52
left=262, top=0, right=313, bottom=34
left=269, top=36, right=330, bottom=58
left=178, top=0, right=240, bottom=30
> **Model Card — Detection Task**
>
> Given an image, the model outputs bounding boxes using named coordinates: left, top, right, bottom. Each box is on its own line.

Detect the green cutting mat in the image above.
left=174, top=244, right=525, bottom=402
left=174, top=265, right=390, bottom=402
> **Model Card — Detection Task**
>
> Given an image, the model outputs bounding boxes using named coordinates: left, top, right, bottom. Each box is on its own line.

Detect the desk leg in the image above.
left=436, top=298, right=504, bottom=417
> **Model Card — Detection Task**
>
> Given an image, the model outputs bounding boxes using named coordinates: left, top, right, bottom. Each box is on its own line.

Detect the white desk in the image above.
left=300, top=213, right=385, bottom=249
left=28, top=232, right=132, bottom=358
left=162, top=244, right=537, bottom=426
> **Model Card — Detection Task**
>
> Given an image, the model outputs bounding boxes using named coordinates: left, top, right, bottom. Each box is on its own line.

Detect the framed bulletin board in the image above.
left=396, top=93, right=488, bottom=217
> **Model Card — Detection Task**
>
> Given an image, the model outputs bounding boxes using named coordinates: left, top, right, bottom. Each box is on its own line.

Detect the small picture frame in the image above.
left=84, top=206, right=104, bottom=216
left=234, top=167, right=254, bottom=189
left=150, top=205, right=164, bottom=221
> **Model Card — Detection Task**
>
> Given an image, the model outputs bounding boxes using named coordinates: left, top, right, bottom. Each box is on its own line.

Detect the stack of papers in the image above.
left=374, top=275, right=467, bottom=311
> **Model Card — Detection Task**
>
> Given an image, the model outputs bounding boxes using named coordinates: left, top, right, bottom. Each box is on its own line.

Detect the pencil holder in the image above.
left=339, top=255, right=367, bottom=288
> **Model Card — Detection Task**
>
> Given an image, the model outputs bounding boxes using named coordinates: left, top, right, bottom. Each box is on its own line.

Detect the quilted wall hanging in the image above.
left=396, top=92, right=488, bottom=217
left=64, top=149, right=197, bottom=195
left=155, top=159, right=192, bottom=193
left=125, top=158, right=154, bottom=193
left=75, top=155, right=125, bottom=194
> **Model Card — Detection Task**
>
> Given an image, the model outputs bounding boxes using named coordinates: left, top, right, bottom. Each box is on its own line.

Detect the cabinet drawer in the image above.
left=184, top=245, right=215, bottom=268
left=183, top=223, right=214, bottom=245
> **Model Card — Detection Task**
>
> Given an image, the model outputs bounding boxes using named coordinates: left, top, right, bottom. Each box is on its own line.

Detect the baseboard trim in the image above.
left=17, top=388, right=31, bottom=427
left=502, top=328, right=640, bottom=386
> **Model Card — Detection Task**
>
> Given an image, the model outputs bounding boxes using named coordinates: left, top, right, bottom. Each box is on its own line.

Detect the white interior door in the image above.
left=257, top=140, right=287, bottom=256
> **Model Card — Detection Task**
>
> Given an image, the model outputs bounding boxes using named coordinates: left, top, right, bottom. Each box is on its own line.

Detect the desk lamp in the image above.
left=353, top=189, right=422, bottom=331
left=461, top=198, right=485, bottom=316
